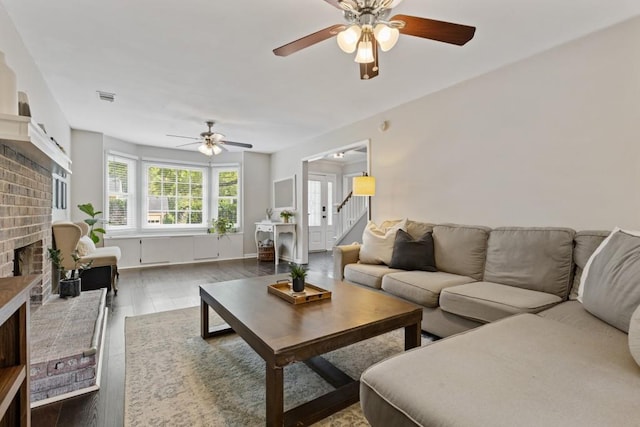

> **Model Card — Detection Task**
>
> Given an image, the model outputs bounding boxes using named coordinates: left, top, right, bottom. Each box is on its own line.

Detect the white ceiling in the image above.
left=2, top=0, right=639, bottom=154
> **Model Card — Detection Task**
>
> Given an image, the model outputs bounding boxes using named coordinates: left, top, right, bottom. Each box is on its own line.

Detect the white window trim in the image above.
left=105, top=152, right=137, bottom=231
left=141, top=161, right=209, bottom=230
left=211, top=164, right=242, bottom=232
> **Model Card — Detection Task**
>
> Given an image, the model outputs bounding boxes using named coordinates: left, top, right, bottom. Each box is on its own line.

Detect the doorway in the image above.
left=308, top=173, right=336, bottom=252
left=301, top=140, right=370, bottom=263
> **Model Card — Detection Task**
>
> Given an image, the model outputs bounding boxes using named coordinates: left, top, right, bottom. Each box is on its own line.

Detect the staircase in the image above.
left=334, top=191, right=368, bottom=246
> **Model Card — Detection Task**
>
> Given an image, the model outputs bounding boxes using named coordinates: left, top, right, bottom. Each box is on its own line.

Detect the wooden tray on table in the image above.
left=267, top=281, right=332, bottom=304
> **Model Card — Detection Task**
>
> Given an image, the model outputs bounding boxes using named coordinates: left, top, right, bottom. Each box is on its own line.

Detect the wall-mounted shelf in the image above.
left=0, top=274, right=39, bottom=426
left=0, top=113, right=72, bottom=175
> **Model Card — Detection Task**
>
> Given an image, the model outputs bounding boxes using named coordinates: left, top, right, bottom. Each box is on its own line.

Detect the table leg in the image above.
left=266, top=364, right=284, bottom=427
left=404, top=322, right=421, bottom=350
left=274, top=230, right=279, bottom=266
left=201, top=299, right=209, bottom=339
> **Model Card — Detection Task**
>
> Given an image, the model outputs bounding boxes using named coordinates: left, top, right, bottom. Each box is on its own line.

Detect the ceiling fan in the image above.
left=273, top=0, right=476, bottom=80
left=167, top=121, right=253, bottom=156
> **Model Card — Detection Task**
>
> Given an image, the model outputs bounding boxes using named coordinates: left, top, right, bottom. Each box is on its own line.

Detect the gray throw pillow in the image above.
left=579, top=228, right=640, bottom=332
left=389, top=230, right=437, bottom=272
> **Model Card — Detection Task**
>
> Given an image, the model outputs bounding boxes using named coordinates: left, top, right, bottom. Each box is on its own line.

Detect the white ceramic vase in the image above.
left=0, top=51, right=18, bottom=115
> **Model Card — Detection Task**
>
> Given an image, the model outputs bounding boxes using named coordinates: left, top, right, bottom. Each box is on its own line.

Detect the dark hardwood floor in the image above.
left=32, top=252, right=334, bottom=427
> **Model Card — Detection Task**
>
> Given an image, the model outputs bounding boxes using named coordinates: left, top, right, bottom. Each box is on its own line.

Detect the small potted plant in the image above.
left=209, top=217, right=234, bottom=236
left=289, top=263, right=307, bottom=293
left=47, top=248, right=93, bottom=298
left=280, top=210, right=294, bottom=223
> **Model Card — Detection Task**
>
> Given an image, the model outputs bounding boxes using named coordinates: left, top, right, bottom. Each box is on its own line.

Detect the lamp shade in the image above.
left=198, top=144, right=213, bottom=156
left=353, top=175, right=376, bottom=196
left=337, top=25, right=362, bottom=53
left=374, top=24, right=399, bottom=52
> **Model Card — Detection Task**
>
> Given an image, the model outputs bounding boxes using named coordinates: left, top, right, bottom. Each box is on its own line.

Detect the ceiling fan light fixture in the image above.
left=337, top=25, right=361, bottom=53
left=212, top=144, right=223, bottom=155
left=354, top=31, right=375, bottom=64
left=198, top=144, right=214, bottom=156
left=374, top=23, right=399, bottom=51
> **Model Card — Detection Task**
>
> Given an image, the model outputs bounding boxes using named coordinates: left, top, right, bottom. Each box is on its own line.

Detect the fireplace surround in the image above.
left=0, top=142, right=53, bottom=303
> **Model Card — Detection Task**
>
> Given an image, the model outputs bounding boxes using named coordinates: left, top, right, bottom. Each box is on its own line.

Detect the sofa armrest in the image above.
left=333, top=244, right=361, bottom=280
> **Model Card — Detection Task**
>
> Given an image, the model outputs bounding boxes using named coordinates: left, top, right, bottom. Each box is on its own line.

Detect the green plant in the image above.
left=289, top=263, right=307, bottom=280
left=47, top=248, right=93, bottom=280
left=78, top=203, right=106, bottom=244
left=280, top=210, right=294, bottom=221
left=210, top=217, right=234, bottom=236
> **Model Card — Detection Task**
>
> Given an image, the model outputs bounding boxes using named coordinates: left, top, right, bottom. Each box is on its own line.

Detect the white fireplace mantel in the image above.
left=0, top=113, right=72, bottom=175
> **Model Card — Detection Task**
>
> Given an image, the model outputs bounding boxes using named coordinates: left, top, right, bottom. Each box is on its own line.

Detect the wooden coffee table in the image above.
left=200, top=272, right=422, bottom=427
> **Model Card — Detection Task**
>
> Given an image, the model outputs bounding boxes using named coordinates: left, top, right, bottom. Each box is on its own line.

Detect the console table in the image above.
left=255, top=222, right=296, bottom=265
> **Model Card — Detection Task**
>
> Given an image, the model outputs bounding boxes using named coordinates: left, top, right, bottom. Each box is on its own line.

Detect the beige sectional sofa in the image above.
left=334, top=220, right=584, bottom=337
left=333, top=220, right=640, bottom=425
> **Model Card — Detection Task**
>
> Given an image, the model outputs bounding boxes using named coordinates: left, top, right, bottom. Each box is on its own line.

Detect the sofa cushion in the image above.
left=440, top=281, right=562, bottom=323
left=381, top=219, right=434, bottom=240
left=382, top=271, right=476, bottom=307
left=359, top=219, right=407, bottom=265
left=579, top=228, right=640, bottom=332
left=483, top=227, right=575, bottom=298
left=569, top=231, right=610, bottom=300
left=432, top=224, right=490, bottom=280
left=80, top=246, right=121, bottom=268
left=630, top=305, right=640, bottom=368
left=389, top=230, right=437, bottom=272
left=539, top=301, right=626, bottom=339
left=344, top=263, right=402, bottom=289
left=360, top=314, right=640, bottom=427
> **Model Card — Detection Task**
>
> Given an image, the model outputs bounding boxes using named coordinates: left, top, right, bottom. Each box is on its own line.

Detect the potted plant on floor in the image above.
left=47, top=248, right=93, bottom=298
left=289, top=263, right=307, bottom=293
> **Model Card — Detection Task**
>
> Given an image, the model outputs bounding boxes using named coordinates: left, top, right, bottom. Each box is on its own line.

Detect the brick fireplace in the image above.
left=0, top=143, right=53, bottom=303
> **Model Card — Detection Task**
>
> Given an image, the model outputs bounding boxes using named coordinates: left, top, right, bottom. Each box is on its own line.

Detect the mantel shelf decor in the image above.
left=0, top=113, right=72, bottom=175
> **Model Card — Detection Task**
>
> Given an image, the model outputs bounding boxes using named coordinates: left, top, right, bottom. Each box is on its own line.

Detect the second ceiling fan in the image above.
left=273, top=0, right=476, bottom=80
left=168, top=121, right=253, bottom=156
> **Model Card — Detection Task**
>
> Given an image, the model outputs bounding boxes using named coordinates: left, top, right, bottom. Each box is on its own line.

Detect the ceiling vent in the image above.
left=97, top=91, right=116, bottom=102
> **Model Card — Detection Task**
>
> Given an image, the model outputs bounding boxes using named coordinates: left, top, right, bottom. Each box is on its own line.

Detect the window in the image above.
left=144, top=163, right=206, bottom=227
left=212, top=166, right=240, bottom=228
left=107, top=154, right=136, bottom=228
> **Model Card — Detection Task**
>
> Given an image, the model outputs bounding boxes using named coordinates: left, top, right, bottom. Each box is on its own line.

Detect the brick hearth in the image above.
left=0, top=143, right=53, bottom=303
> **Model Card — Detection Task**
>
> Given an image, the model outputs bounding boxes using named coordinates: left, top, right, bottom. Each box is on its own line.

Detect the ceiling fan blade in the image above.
left=167, top=134, right=200, bottom=140
left=392, top=14, right=476, bottom=46
left=221, top=141, right=253, bottom=149
left=175, top=141, right=202, bottom=147
left=359, top=38, right=379, bottom=80
left=273, top=24, right=345, bottom=57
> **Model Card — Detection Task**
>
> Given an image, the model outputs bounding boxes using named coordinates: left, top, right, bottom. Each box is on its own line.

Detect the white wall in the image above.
left=0, top=4, right=70, bottom=150
left=243, top=151, right=271, bottom=255
left=272, top=16, right=640, bottom=263
left=70, top=130, right=104, bottom=222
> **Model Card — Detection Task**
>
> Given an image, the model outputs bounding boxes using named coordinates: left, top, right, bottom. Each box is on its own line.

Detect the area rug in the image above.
left=125, top=306, right=428, bottom=426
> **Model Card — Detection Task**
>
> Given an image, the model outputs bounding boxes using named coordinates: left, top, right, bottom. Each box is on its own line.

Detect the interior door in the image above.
left=308, top=174, right=336, bottom=252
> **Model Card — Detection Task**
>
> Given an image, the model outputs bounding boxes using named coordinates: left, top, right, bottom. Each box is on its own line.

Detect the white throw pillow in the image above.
left=630, top=305, right=640, bottom=368
left=76, top=235, right=96, bottom=256
left=359, top=219, right=407, bottom=265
